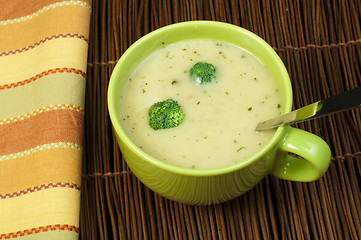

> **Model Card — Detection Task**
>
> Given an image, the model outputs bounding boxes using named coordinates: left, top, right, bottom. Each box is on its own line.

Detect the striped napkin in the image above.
left=0, top=1, right=91, bottom=239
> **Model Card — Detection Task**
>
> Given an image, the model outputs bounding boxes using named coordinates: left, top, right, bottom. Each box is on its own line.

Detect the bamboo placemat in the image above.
left=81, top=0, right=361, bottom=239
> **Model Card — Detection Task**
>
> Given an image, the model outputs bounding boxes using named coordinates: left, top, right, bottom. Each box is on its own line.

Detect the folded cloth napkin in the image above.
left=0, top=1, right=91, bottom=239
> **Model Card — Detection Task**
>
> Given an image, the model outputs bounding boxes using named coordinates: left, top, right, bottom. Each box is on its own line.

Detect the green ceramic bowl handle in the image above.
left=271, top=126, right=331, bottom=182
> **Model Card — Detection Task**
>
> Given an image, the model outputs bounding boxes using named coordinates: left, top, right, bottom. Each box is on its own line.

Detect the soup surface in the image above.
left=119, top=39, right=282, bottom=169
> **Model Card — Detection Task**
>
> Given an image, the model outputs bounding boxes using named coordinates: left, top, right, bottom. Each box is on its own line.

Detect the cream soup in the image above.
left=119, top=39, right=282, bottom=169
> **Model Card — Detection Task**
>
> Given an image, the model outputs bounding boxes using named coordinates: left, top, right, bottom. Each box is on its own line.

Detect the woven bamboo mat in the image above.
left=81, top=0, right=361, bottom=239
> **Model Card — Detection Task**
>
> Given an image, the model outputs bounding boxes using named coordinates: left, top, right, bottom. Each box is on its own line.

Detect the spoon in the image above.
left=256, top=86, right=361, bottom=131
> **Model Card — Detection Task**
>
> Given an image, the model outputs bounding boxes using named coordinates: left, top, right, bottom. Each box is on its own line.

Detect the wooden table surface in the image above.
left=81, top=0, right=361, bottom=239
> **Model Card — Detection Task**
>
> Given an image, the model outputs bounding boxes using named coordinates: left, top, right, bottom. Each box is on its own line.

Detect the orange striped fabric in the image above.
left=2, top=224, right=79, bottom=239
left=0, top=1, right=91, bottom=239
left=0, top=68, right=86, bottom=90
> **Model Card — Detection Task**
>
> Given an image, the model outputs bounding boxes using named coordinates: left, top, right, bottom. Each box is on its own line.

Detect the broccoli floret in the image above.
left=148, top=99, right=185, bottom=130
left=189, top=62, right=216, bottom=85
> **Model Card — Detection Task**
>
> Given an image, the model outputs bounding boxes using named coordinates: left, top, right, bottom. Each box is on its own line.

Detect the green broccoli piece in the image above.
left=148, top=99, right=185, bottom=130
left=189, top=62, right=216, bottom=85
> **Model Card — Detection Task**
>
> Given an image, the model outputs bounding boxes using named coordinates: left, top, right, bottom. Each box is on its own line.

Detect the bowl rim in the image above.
left=108, top=20, right=292, bottom=177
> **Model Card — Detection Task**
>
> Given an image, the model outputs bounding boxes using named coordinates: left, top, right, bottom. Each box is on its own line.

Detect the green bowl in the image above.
left=108, top=21, right=330, bottom=205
